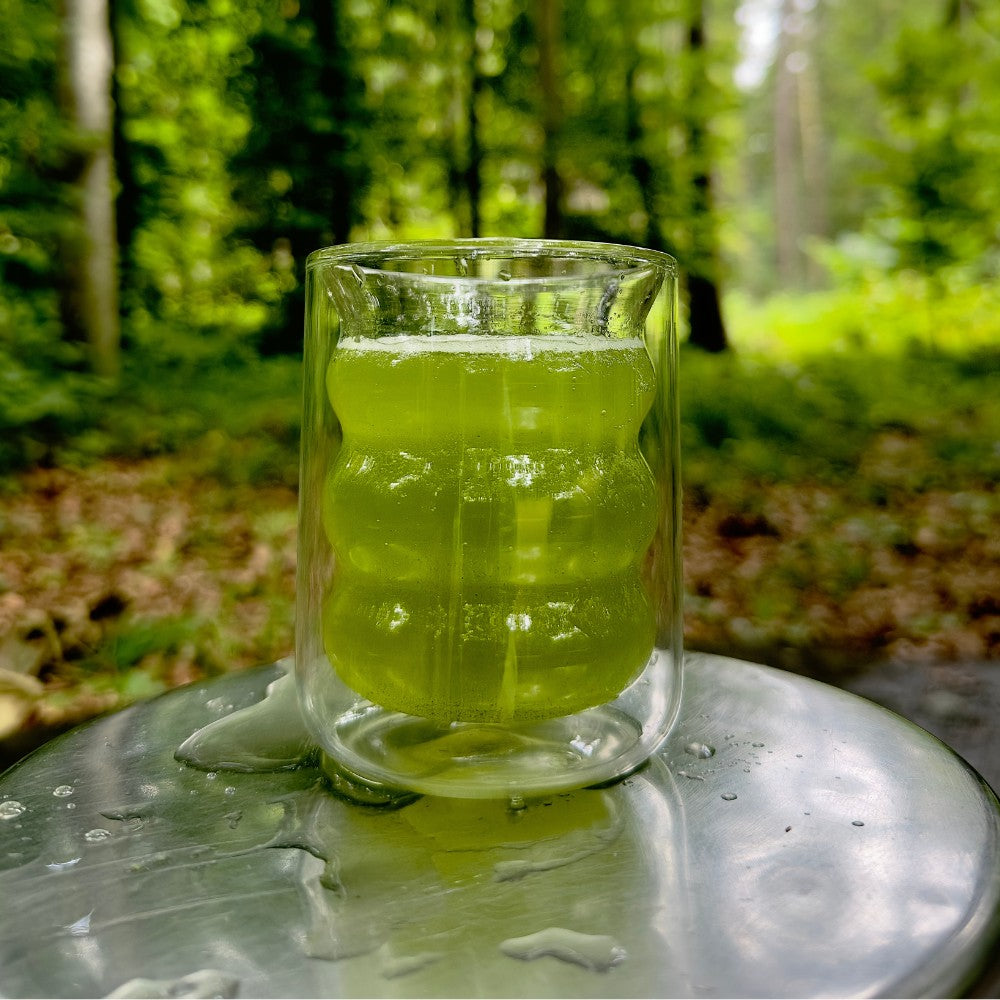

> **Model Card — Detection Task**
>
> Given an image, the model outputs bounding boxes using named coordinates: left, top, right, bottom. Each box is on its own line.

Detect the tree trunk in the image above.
left=773, top=0, right=801, bottom=288
left=312, top=0, right=352, bottom=245
left=536, top=0, right=562, bottom=239
left=449, top=0, right=484, bottom=236
left=683, top=0, right=728, bottom=352
left=797, top=50, right=828, bottom=286
left=59, top=0, right=120, bottom=379
left=110, top=0, right=138, bottom=303
left=625, top=54, right=662, bottom=253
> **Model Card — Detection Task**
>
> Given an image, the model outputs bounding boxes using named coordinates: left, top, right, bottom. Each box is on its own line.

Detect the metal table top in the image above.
left=1, top=654, right=998, bottom=999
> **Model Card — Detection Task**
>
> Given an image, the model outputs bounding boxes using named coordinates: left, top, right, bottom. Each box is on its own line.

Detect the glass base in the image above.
left=320, top=704, right=646, bottom=800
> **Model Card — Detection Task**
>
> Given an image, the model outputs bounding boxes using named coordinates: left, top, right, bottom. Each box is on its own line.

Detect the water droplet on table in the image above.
left=46, top=857, right=81, bottom=872
left=499, top=927, right=626, bottom=972
left=84, top=828, right=111, bottom=843
left=66, top=910, right=93, bottom=937
left=720, top=792, right=737, bottom=801
left=852, top=820, right=865, bottom=827
left=378, top=942, right=444, bottom=980
left=105, top=969, right=239, bottom=999
left=684, top=742, right=716, bottom=759
left=0, top=800, right=26, bottom=820
left=52, top=785, right=74, bottom=798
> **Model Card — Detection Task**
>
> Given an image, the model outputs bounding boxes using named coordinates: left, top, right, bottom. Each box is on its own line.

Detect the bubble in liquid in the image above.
left=0, top=801, right=26, bottom=820
left=498, top=268, right=512, bottom=281
left=720, top=792, right=737, bottom=801
left=84, top=828, right=112, bottom=843
left=684, top=742, right=716, bottom=759
left=53, top=785, right=74, bottom=798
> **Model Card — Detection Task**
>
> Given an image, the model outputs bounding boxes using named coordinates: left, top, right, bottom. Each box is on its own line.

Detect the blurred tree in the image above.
left=58, top=0, right=120, bottom=378
left=0, top=0, right=113, bottom=471
left=230, top=0, right=369, bottom=353
left=536, top=0, right=563, bottom=238
left=769, top=0, right=829, bottom=290
left=772, top=0, right=799, bottom=288
left=868, top=0, right=1000, bottom=277
left=447, top=0, right=485, bottom=236
left=113, top=0, right=274, bottom=366
left=110, top=0, right=140, bottom=305
left=551, top=0, right=734, bottom=355
left=681, top=0, right=728, bottom=351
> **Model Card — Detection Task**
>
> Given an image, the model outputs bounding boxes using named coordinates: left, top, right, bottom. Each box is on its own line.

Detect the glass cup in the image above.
left=296, top=239, right=682, bottom=799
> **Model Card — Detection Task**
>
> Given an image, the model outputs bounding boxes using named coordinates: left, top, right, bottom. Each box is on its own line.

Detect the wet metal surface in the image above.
left=1, top=654, right=998, bottom=998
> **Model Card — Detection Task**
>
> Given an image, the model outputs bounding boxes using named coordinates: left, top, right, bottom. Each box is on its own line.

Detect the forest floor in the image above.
left=1, top=451, right=996, bottom=776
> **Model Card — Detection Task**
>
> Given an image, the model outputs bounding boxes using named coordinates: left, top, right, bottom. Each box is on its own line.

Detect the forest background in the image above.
left=0, top=0, right=998, bottom=766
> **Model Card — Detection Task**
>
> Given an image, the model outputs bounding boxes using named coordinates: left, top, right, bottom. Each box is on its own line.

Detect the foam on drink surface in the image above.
left=337, top=333, right=648, bottom=354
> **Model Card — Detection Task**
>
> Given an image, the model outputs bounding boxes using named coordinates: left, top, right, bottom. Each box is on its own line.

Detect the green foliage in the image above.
left=0, top=0, right=998, bottom=479
left=0, top=0, right=94, bottom=465
left=866, top=5, right=1000, bottom=275
left=114, top=0, right=279, bottom=362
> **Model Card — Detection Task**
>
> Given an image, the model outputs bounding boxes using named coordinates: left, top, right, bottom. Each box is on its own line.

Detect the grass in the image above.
left=679, top=345, right=1000, bottom=497
left=52, top=353, right=303, bottom=489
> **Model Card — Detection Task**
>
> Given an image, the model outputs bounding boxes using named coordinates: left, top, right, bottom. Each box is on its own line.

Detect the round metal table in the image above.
left=1, top=654, right=998, bottom=998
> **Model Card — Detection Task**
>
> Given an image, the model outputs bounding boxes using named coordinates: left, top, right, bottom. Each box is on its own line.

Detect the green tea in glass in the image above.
left=296, top=239, right=682, bottom=799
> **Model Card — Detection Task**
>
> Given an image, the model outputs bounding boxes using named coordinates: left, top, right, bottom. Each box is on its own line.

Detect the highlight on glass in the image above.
left=296, top=239, right=682, bottom=799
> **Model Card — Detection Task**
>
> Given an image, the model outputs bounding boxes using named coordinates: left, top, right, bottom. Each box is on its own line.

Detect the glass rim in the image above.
left=306, top=237, right=677, bottom=284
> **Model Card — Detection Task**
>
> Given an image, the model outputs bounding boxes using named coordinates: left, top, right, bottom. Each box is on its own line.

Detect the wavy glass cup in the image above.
left=296, top=239, right=682, bottom=799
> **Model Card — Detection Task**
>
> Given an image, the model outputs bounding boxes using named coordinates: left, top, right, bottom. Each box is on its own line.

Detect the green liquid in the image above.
left=322, top=334, right=657, bottom=723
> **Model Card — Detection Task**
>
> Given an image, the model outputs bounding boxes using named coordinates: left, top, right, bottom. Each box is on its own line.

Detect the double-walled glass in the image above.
left=296, top=239, right=682, bottom=799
